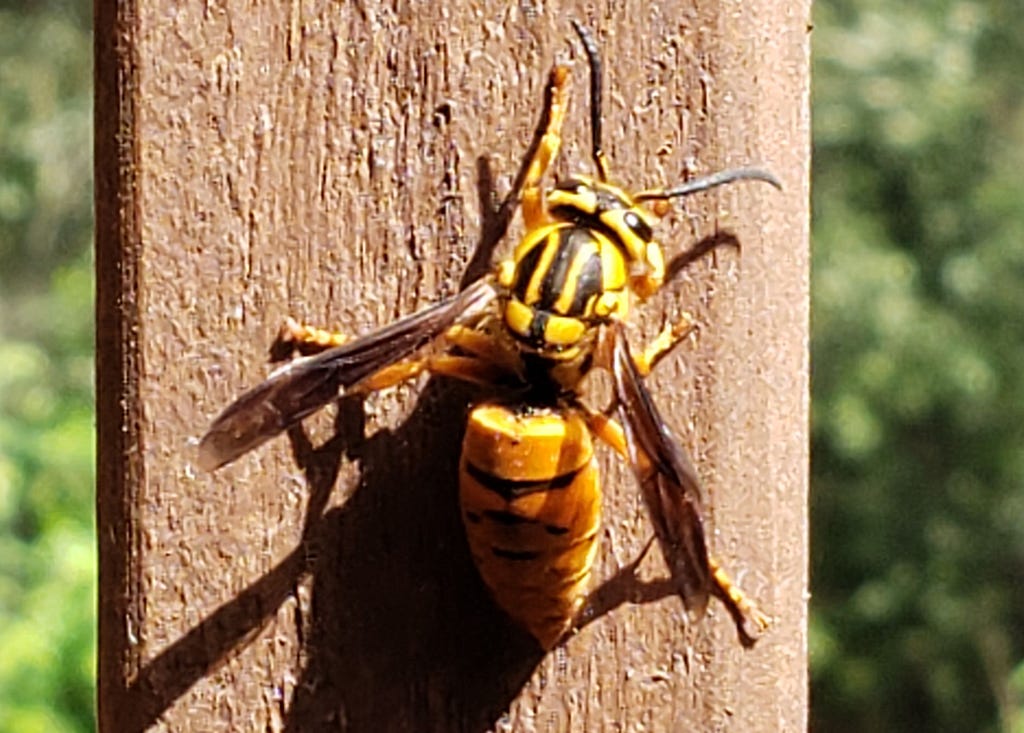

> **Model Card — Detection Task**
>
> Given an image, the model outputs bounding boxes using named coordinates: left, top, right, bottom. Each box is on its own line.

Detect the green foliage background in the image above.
left=0, top=0, right=94, bottom=731
left=812, top=0, right=1024, bottom=730
left=0, top=0, right=1021, bottom=730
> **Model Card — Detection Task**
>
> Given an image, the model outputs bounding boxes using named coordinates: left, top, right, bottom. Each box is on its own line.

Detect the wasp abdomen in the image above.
left=459, top=403, right=602, bottom=649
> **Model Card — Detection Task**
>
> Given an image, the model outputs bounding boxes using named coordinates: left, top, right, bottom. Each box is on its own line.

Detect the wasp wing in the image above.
left=198, top=279, right=497, bottom=471
left=608, top=322, right=712, bottom=615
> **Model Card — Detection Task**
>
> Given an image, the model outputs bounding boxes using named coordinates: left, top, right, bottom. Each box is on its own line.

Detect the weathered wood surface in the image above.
left=96, top=0, right=810, bottom=730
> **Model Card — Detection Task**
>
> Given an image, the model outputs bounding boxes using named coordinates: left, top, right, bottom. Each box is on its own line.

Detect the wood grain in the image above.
left=97, top=1, right=810, bottom=730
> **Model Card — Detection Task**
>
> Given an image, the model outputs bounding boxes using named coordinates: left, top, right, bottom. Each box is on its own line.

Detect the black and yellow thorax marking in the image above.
left=502, top=224, right=628, bottom=354
left=498, top=177, right=663, bottom=359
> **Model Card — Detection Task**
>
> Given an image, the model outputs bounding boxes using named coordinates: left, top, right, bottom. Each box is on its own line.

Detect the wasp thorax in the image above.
left=498, top=216, right=632, bottom=358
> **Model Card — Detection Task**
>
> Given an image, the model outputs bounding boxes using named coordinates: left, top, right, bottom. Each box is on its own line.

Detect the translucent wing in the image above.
left=198, top=279, right=497, bottom=471
left=608, top=322, right=712, bottom=615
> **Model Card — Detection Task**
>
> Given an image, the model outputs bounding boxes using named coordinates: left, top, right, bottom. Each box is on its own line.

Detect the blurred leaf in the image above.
left=0, top=1, right=94, bottom=731
left=812, top=0, right=1024, bottom=731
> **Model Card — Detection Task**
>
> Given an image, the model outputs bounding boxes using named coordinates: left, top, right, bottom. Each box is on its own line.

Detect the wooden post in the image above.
left=96, top=1, right=809, bottom=730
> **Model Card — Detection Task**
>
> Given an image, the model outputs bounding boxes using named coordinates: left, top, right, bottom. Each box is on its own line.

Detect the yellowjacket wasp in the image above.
left=200, top=21, right=780, bottom=650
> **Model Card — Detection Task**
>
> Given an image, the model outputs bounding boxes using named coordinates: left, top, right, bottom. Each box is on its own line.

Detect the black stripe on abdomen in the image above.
left=491, top=547, right=543, bottom=561
left=465, top=460, right=579, bottom=501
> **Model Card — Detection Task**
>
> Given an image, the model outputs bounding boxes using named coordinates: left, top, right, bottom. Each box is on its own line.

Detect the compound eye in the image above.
left=623, top=210, right=654, bottom=243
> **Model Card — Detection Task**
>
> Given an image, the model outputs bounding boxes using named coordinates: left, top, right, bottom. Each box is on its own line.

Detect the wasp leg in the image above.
left=273, top=316, right=509, bottom=366
left=444, top=323, right=524, bottom=376
left=272, top=315, right=518, bottom=385
left=594, top=316, right=696, bottom=416
left=278, top=319, right=503, bottom=359
left=633, top=312, right=697, bottom=377
left=520, top=65, right=572, bottom=230
left=581, top=409, right=769, bottom=644
left=495, top=65, right=571, bottom=290
left=355, top=354, right=509, bottom=394
left=709, top=558, right=771, bottom=644
left=443, top=323, right=500, bottom=358
left=486, top=64, right=574, bottom=290
left=271, top=317, right=349, bottom=361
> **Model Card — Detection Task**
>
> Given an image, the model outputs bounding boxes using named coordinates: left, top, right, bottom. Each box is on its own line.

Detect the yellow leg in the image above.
left=443, top=323, right=522, bottom=375
left=272, top=317, right=349, bottom=360
left=354, top=354, right=508, bottom=394
left=443, top=324, right=501, bottom=359
left=709, top=559, right=771, bottom=641
left=519, top=65, right=572, bottom=230
left=585, top=408, right=651, bottom=473
left=494, top=65, right=572, bottom=289
left=633, top=312, right=697, bottom=376
left=274, top=317, right=511, bottom=366
left=582, top=408, right=768, bottom=641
